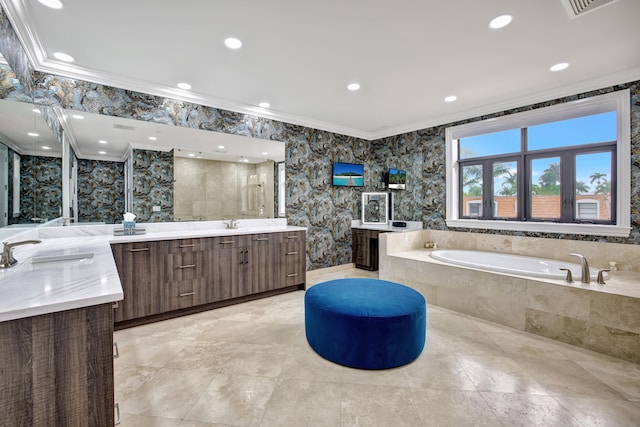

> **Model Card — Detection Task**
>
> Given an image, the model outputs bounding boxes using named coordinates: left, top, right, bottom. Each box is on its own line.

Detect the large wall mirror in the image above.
left=0, top=88, right=285, bottom=239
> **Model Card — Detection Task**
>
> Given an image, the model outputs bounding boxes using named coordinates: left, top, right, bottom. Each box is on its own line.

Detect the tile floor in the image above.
left=114, top=267, right=640, bottom=426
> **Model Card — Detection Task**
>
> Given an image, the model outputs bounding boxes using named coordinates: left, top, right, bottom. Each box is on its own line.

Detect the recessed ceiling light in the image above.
left=224, top=37, right=242, bottom=50
left=347, top=83, right=360, bottom=91
left=32, top=108, right=41, bottom=113
left=42, top=146, right=51, bottom=150
left=28, top=132, right=39, bottom=137
left=38, top=0, right=63, bottom=9
left=262, top=152, right=268, bottom=156
left=489, top=14, right=513, bottom=29
left=550, top=62, right=570, bottom=72
left=177, top=82, right=192, bottom=90
left=444, top=95, right=458, bottom=102
left=98, top=140, right=107, bottom=144
left=258, top=102, right=270, bottom=108
left=98, top=151, right=106, bottom=155
left=218, top=145, right=225, bottom=149
left=188, top=153, right=195, bottom=157
left=72, top=114, right=84, bottom=119
left=149, top=136, right=157, bottom=141
left=53, top=52, right=74, bottom=62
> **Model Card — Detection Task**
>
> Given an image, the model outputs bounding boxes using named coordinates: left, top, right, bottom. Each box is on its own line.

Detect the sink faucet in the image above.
left=0, top=240, right=42, bottom=268
left=569, top=253, right=590, bottom=283
left=224, top=219, right=238, bottom=229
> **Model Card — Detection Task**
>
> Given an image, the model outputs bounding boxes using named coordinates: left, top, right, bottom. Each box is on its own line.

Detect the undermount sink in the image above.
left=31, top=252, right=94, bottom=263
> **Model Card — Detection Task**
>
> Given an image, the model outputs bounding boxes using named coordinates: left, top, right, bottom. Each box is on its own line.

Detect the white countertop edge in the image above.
left=0, top=292, right=124, bottom=322
left=107, top=225, right=307, bottom=243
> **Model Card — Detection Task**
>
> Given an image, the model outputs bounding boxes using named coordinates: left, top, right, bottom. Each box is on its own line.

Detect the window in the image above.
left=445, top=90, right=630, bottom=237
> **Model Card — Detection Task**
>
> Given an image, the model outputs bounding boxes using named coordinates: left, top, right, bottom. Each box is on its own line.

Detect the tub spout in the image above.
left=569, top=253, right=590, bottom=284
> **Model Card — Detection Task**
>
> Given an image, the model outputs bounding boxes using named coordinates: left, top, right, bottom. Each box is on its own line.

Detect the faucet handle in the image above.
left=596, top=269, right=610, bottom=285
left=559, top=268, right=573, bottom=283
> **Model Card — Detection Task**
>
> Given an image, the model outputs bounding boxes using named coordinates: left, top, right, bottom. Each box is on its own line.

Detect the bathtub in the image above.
left=430, top=249, right=603, bottom=281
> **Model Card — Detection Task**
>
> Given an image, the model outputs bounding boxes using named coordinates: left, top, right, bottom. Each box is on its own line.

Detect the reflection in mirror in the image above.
left=60, top=109, right=285, bottom=223
left=362, top=192, right=389, bottom=225
left=0, top=99, right=61, bottom=232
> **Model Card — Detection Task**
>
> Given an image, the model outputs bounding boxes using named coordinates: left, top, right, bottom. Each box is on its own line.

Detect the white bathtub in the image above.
left=430, top=249, right=603, bottom=281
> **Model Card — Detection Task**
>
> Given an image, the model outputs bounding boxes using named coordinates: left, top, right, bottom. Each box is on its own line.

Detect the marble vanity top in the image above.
left=0, top=236, right=123, bottom=322
left=0, top=220, right=307, bottom=322
left=351, top=220, right=423, bottom=232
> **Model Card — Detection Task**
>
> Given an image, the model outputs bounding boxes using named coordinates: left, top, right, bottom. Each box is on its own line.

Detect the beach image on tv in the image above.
left=333, top=162, right=364, bottom=187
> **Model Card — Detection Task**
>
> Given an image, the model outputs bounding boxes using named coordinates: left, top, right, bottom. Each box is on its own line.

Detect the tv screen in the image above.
left=332, top=162, right=364, bottom=187
left=388, top=168, right=406, bottom=189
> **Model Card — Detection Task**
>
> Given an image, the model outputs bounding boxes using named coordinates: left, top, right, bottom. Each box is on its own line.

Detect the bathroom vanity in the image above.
left=352, top=222, right=423, bottom=271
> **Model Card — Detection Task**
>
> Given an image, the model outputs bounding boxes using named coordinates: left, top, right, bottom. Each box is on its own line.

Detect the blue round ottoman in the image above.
left=304, top=278, right=426, bottom=369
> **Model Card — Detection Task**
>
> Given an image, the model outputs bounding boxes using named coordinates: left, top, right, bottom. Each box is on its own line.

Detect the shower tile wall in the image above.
left=1, top=10, right=638, bottom=271
left=174, top=158, right=275, bottom=221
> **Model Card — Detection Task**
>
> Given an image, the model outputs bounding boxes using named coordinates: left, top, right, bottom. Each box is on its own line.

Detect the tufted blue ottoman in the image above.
left=304, top=278, right=426, bottom=369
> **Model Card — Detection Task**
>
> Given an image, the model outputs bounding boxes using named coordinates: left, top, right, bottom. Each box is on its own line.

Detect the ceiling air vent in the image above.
left=113, top=124, right=135, bottom=131
left=561, top=0, right=620, bottom=18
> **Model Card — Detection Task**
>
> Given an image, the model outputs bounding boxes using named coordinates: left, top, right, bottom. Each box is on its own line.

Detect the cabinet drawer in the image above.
left=247, top=232, right=283, bottom=245
left=165, top=238, right=208, bottom=253
left=210, top=235, right=249, bottom=248
left=163, top=278, right=207, bottom=311
left=164, top=252, right=207, bottom=281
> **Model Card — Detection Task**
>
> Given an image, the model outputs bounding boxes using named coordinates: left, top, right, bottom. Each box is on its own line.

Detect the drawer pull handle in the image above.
left=286, top=251, right=298, bottom=255
left=286, top=235, right=299, bottom=239
left=178, top=264, right=196, bottom=269
left=179, top=244, right=195, bottom=248
left=113, top=342, right=119, bottom=359
left=179, top=291, right=196, bottom=297
left=220, top=241, right=235, bottom=244
left=254, top=237, right=269, bottom=241
left=115, top=403, right=121, bottom=425
left=129, top=247, right=149, bottom=252
left=287, top=273, right=299, bottom=277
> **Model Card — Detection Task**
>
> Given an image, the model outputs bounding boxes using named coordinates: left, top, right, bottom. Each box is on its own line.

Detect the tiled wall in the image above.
left=0, top=8, right=638, bottom=270
left=77, top=158, right=125, bottom=224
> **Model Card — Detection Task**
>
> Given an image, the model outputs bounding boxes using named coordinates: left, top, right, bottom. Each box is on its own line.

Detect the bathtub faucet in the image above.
left=569, top=253, right=590, bottom=284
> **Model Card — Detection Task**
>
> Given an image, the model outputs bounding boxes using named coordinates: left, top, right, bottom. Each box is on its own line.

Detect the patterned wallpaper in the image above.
left=0, top=9, right=638, bottom=270
left=77, top=158, right=125, bottom=224
left=132, top=149, right=174, bottom=223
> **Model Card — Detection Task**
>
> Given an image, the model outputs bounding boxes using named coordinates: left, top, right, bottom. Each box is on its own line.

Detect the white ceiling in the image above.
left=2, top=0, right=640, bottom=149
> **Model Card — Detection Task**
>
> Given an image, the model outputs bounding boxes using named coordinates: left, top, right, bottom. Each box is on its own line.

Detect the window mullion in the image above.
left=561, top=153, right=575, bottom=222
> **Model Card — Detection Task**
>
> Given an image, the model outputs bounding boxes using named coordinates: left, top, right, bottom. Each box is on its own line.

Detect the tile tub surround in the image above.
left=379, top=230, right=640, bottom=363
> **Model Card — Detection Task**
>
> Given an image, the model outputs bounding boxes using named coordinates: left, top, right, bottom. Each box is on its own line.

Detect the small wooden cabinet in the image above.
left=352, top=228, right=382, bottom=271
left=111, top=230, right=306, bottom=324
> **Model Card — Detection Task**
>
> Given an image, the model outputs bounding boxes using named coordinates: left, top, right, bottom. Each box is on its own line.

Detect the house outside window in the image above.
left=445, top=90, right=631, bottom=237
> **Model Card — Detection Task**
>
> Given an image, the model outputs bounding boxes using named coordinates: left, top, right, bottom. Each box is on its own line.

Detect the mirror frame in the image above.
left=362, top=192, right=388, bottom=225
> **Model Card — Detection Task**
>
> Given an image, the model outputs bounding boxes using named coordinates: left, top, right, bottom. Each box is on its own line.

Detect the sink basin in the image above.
left=32, top=252, right=94, bottom=263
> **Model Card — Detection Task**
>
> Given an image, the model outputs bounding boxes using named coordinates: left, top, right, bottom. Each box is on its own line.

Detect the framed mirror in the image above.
left=362, top=192, right=388, bottom=225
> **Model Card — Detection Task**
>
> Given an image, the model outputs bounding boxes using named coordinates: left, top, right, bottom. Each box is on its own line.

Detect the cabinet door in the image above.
left=352, top=229, right=371, bottom=269
left=244, top=234, right=281, bottom=294
left=208, top=235, right=247, bottom=302
left=111, top=241, right=164, bottom=321
left=282, top=231, right=306, bottom=287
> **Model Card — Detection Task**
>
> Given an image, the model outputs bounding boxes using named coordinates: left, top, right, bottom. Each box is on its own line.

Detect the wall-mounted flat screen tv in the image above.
left=332, top=162, right=364, bottom=187
left=387, top=168, right=406, bottom=190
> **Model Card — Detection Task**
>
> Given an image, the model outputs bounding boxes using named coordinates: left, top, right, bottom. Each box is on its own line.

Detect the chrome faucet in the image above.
left=0, top=240, right=42, bottom=268
left=224, top=219, right=238, bottom=229
left=569, top=253, right=590, bottom=283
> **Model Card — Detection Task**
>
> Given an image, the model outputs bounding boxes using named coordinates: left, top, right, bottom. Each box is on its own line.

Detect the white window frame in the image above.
left=445, top=90, right=631, bottom=237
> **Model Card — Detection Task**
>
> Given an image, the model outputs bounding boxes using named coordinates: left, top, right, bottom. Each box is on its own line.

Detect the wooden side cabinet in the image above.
left=352, top=228, right=382, bottom=271
left=0, top=304, right=115, bottom=426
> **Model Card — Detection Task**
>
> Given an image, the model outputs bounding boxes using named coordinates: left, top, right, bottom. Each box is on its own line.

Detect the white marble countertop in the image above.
left=351, top=220, right=423, bottom=232
left=0, top=220, right=307, bottom=322
left=0, top=236, right=123, bottom=322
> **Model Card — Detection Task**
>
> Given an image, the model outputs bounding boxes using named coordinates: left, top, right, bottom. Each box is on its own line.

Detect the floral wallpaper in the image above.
left=8, top=154, right=61, bottom=224
left=0, top=7, right=638, bottom=271
left=77, top=158, right=125, bottom=224
left=132, top=149, right=173, bottom=223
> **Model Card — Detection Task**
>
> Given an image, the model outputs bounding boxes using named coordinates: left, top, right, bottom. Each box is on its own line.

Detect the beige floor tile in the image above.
left=165, top=340, right=241, bottom=374
left=456, top=355, right=548, bottom=395
left=515, top=358, right=624, bottom=399
left=483, top=329, right=569, bottom=360
left=341, top=383, right=423, bottom=427
left=411, top=388, right=501, bottom=426
left=554, top=396, right=640, bottom=426
left=121, top=368, right=214, bottom=419
left=184, top=373, right=276, bottom=426
left=261, top=378, right=342, bottom=427
left=118, top=413, right=182, bottom=427
left=279, top=345, right=345, bottom=383
left=114, top=362, right=161, bottom=403
left=115, top=334, right=194, bottom=368
left=575, top=360, right=640, bottom=401
left=481, top=392, right=583, bottom=426
left=404, top=354, right=477, bottom=391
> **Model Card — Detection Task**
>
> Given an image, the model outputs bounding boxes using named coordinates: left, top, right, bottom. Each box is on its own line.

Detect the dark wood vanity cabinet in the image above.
left=352, top=228, right=382, bottom=271
left=1, top=303, right=115, bottom=426
left=111, top=230, right=306, bottom=324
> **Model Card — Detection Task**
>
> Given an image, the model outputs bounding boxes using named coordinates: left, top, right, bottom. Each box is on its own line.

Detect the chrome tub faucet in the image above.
left=569, top=253, right=590, bottom=284
left=0, top=240, right=42, bottom=268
